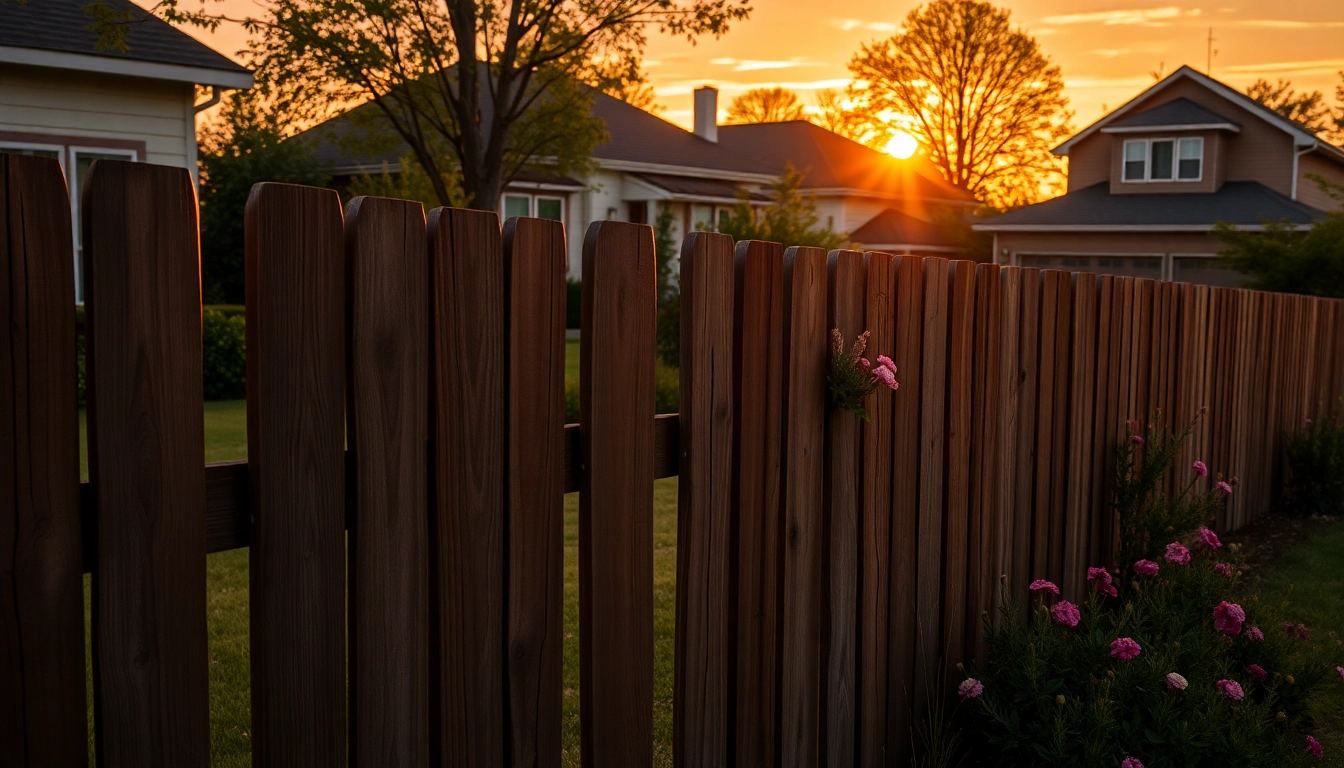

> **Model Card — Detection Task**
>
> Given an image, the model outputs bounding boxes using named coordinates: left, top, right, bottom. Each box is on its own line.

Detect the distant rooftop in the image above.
left=1103, top=97, right=1240, bottom=133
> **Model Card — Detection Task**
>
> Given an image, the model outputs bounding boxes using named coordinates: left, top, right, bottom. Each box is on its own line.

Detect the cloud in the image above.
left=1228, top=19, right=1344, bottom=29
left=653, top=78, right=854, bottom=97
left=831, top=17, right=899, bottom=33
left=867, top=22, right=898, bottom=32
left=707, top=57, right=824, bottom=72
left=1064, top=76, right=1159, bottom=90
left=1093, top=49, right=1134, bottom=58
left=1041, top=7, right=1200, bottom=26
left=1222, top=58, right=1344, bottom=76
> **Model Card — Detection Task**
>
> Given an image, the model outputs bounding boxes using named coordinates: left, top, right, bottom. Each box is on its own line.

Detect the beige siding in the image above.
left=1297, top=151, right=1344, bottom=212
left=0, top=63, right=195, bottom=169
left=1066, top=132, right=1111, bottom=191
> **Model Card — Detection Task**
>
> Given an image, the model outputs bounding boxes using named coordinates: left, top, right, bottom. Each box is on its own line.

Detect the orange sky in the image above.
left=164, top=0, right=1344, bottom=136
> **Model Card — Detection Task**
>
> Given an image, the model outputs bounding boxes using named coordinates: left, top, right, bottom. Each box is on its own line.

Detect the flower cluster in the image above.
left=1213, top=601, right=1246, bottom=635
left=1088, top=567, right=1118, bottom=598
left=826, top=329, right=898, bottom=422
left=1164, top=542, right=1191, bottom=565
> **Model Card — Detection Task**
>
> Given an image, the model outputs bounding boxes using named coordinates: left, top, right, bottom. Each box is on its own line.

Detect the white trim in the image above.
left=854, top=243, right=962, bottom=254
left=0, top=140, right=67, bottom=172
left=499, top=191, right=566, bottom=223
left=0, top=45, right=253, bottom=89
left=1291, top=144, right=1316, bottom=201
left=973, top=223, right=1313, bottom=233
left=1102, top=122, right=1240, bottom=135
left=1121, top=137, right=1204, bottom=184
left=70, top=147, right=139, bottom=305
left=595, top=158, right=775, bottom=184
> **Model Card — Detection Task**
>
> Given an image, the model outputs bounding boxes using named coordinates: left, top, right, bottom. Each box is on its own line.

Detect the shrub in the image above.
left=1283, top=413, right=1344, bottom=517
left=202, top=309, right=247, bottom=400
left=562, top=364, right=679, bottom=424
left=566, top=279, right=582, bottom=329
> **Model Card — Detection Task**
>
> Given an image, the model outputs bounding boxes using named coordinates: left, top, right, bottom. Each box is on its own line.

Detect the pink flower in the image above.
left=1214, top=563, right=1231, bottom=577
left=1216, top=481, right=1233, bottom=496
left=876, top=354, right=897, bottom=375
left=1052, top=600, right=1081, bottom=628
left=1198, top=527, right=1222, bottom=549
left=859, top=357, right=871, bottom=369
left=1134, top=559, right=1160, bottom=576
left=1088, top=567, right=1118, bottom=597
left=1216, top=679, right=1244, bottom=700
left=1193, top=460, right=1208, bottom=477
left=1307, top=735, right=1323, bottom=759
left=1166, top=672, right=1188, bottom=690
left=1110, top=637, right=1142, bottom=660
left=1121, top=758, right=1144, bottom=768
left=872, top=365, right=899, bottom=390
left=958, top=678, right=983, bottom=699
left=1213, top=601, right=1246, bottom=635
left=1131, top=434, right=1145, bottom=445
left=1247, top=664, right=1267, bottom=680
left=1336, top=666, right=1343, bottom=682
left=1165, top=542, right=1191, bottom=565
left=1029, top=579, right=1060, bottom=594
left=852, top=331, right=870, bottom=361
left=1246, top=626, right=1264, bottom=641
left=1305, top=416, right=1315, bottom=425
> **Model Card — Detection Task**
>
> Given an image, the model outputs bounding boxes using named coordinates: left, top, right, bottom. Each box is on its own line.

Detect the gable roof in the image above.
left=1102, top=97, right=1240, bottom=134
left=973, top=180, right=1327, bottom=231
left=1055, top=65, right=1342, bottom=162
left=849, top=208, right=963, bottom=249
left=300, top=87, right=973, bottom=204
left=0, top=0, right=252, bottom=88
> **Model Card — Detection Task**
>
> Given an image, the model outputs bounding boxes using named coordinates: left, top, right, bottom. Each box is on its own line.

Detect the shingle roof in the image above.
left=974, top=181, right=1327, bottom=229
left=1106, top=97, right=1239, bottom=130
left=632, top=173, right=772, bottom=202
left=300, top=87, right=973, bottom=203
left=849, top=208, right=962, bottom=247
left=0, top=0, right=249, bottom=76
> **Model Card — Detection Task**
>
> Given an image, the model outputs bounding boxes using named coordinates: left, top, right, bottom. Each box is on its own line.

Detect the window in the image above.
left=0, top=144, right=62, bottom=162
left=535, top=196, right=563, bottom=221
left=70, top=148, right=138, bottom=304
left=1177, top=137, right=1203, bottom=180
left=1173, top=255, right=1240, bottom=288
left=1019, top=254, right=1162, bottom=279
left=1122, top=137, right=1203, bottom=183
left=692, top=204, right=714, bottom=231
left=503, top=195, right=531, bottom=219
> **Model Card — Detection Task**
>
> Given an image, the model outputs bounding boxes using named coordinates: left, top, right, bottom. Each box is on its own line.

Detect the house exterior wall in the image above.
left=994, top=230, right=1244, bottom=287
left=1107, top=129, right=1225, bottom=195
left=0, top=63, right=196, bottom=175
left=1066, top=132, right=1111, bottom=192
left=1297, top=151, right=1344, bottom=212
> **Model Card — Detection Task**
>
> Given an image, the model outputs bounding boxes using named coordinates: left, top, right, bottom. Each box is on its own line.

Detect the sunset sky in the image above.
left=165, top=0, right=1344, bottom=136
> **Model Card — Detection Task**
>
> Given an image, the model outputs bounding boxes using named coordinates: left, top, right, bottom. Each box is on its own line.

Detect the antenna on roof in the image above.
left=1206, top=28, right=1218, bottom=75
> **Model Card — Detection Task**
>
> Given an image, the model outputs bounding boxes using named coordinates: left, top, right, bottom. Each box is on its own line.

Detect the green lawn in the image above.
left=1254, top=520, right=1344, bottom=766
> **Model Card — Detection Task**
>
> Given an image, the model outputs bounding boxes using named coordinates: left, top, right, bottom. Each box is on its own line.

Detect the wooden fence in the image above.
left=3, top=154, right=1343, bottom=767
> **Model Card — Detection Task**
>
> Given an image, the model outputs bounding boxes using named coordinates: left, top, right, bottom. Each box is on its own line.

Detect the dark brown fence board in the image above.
left=994, top=267, right=1024, bottom=620
left=0, top=154, right=86, bottom=766
left=941, top=261, right=975, bottom=672
left=345, top=196, right=430, bottom=765
left=245, top=183, right=347, bottom=767
left=428, top=207, right=507, bottom=767
left=732, top=240, right=786, bottom=768
left=968, top=263, right=1001, bottom=662
left=674, top=231, right=736, bottom=767
left=914, top=257, right=949, bottom=714
left=85, top=160, right=209, bottom=766
left=780, top=246, right=827, bottom=768
left=858, top=251, right=895, bottom=768
left=823, top=249, right=865, bottom=767
left=1031, top=271, right=1061, bottom=584
left=580, top=221, right=656, bottom=768
left=1011, top=270, right=1041, bottom=611
left=1062, top=272, right=1097, bottom=598
left=503, top=217, right=567, bottom=768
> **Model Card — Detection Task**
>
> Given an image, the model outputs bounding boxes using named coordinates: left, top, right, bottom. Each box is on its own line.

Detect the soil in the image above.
left=1222, top=511, right=1341, bottom=576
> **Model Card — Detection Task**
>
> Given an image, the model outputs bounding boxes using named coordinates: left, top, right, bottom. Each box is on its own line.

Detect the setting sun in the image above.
left=884, top=130, right=919, bottom=159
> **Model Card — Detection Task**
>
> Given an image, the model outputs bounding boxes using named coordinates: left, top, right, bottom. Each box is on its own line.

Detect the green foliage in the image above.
left=346, top=152, right=467, bottom=210
left=826, top=329, right=888, bottom=422
left=562, top=364, right=678, bottom=423
left=1283, top=413, right=1344, bottom=517
left=566, top=279, right=582, bottom=330
left=714, top=166, right=848, bottom=250
left=1216, top=183, right=1344, bottom=297
left=654, top=204, right=681, bottom=368
left=198, top=90, right=328, bottom=304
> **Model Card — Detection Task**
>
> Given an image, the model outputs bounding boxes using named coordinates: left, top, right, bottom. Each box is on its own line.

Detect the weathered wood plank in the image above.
left=914, top=258, right=949, bottom=715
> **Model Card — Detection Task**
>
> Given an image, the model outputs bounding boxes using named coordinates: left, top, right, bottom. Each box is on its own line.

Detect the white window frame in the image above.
left=534, top=194, right=564, bottom=222
left=70, top=146, right=138, bottom=305
left=500, top=192, right=566, bottom=223
left=0, top=141, right=67, bottom=172
left=1122, top=137, right=1203, bottom=183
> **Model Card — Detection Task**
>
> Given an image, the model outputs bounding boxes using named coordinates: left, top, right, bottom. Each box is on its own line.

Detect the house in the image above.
left=303, top=86, right=976, bottom=277
left=0, top=0, right=252, bottom=301
left=974, top=65, right=1344, bottom=287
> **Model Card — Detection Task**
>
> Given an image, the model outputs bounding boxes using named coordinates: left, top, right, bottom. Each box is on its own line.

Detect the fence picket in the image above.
left=245, top=183, right=347, bottom=767
left=942, top=261, right=975, bottom=672
left=85, top=160, right=208, bottom=766
left=914, top=257, right=949, bottom=713
left=0, top=154, right=86, bottom=766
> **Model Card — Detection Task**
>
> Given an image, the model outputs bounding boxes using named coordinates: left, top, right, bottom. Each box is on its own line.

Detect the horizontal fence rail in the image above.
left=4, top=155, right=1344, bottom=766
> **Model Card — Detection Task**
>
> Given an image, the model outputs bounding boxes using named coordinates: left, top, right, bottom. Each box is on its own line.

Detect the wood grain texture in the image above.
left=673, top=231, right=736, bottom=768
left=941, top=261, right=975, bottom=674
left=579, top=220, right=656, bottom=768
left=245, top=183, right=347, bottom=768
left=967, top=263, right=1002, bottom=663
left=1062, top=272, right=1097, bottom=599
left=84, top=160, right=208, bottom=767
left=345, top=196, right=430, bottom=766
left=914, top=258, right=948, bottom=712
left=858, top=251, right=895, bottom=768
left=994, top=268, right=1023, bottom=621
left=0, top=154, right=86, bottom=766
left=504, top=217, right=567, bottom=768
left=779, top=246, right=827, bottom=768
left=822, top=249, right=865, bottom=767
left=732, top=240, right=785, bottom=768
left=1012, top=270, right=1041, bottom=614
left=428, top=207, right=507, bottom=768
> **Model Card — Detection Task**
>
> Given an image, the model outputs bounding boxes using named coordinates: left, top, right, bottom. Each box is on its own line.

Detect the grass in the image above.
left=1254, top=519, right=1344, bottom=766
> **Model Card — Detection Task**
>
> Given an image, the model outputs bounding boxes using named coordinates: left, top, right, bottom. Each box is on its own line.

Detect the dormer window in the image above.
left=1122, top=137, right=1203, bottom=182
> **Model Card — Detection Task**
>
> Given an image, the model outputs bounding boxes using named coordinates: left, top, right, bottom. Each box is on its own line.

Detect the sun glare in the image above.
left=884, top=131, right=919, bottom=159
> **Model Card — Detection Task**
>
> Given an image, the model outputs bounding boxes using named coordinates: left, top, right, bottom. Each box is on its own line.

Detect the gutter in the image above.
left=193, top=85, right=223, bottom=114
left=1292, top=143, right=1317, bottom=201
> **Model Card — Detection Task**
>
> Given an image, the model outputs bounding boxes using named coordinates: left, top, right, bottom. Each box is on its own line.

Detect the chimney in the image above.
left=694, top=86, right=718, bottom=143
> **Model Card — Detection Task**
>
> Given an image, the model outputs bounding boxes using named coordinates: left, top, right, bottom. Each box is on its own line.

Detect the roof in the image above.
left=1102, top=97, right=1240, bottom=134
left=973, top=181, right=1328, bottom=231
left=0, top=0, right=252, bottom=88
left=300, top=86, right=973, bottom=203
left=849, top=208, right=962, bottom=248
left=1055, top=65, right=1344, bottom=163
left=631, top=173, right=772, bottom=203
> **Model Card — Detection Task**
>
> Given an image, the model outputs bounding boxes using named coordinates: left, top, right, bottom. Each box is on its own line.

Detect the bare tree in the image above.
left=724, top=86, right=806, bottom=124
left=809, top=88, right=891, bottom=148
left=848, top=0, right=1072, bottom=208
left=1246, top=78, right=1343, bottom=144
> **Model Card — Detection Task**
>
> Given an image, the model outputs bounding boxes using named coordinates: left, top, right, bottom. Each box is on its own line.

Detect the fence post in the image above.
left=85, top=159, right=209, bottom=766
left=0, top=153, right=86, bottom=767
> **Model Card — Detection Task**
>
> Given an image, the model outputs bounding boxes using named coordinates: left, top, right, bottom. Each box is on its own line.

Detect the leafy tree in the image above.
left=1245, top=77, right=1344, bottom=144
left=1216, top=178, right=1344, bottom=297
left=715, top=165, right=847, bottom=250
left=347, top=153, right=468, bottom=210
left=809, top=88, right=891, bottom=149
left=848, top=0, right=1072, bottom=208
left=198, top=89, right=328, bottom=304
left=653, top=204, right=680, bottom=367
left=725, top=86, right=806, bottom=124
left=242, top=0, right=751, bottom=211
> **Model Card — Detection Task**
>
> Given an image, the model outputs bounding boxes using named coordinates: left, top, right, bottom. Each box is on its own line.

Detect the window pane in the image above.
left=692, top=204, right=714, bottom=230
left=1150, top=140, right=1174, bottom=180
left=1178, top=138, right=1202, bottom=180
left=0, top=145, right=60, bottom=159
left=504, top=195, right=531, bottom=219
left=536, top=197, right=562, bottom=221
left=1123, top=141, right=1146, bottom=181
